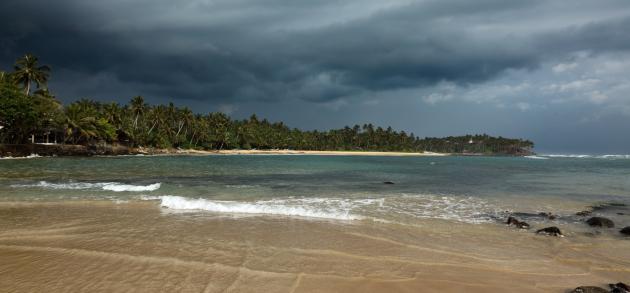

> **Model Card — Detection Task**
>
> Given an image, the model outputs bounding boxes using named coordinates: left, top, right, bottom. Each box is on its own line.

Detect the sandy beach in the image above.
left=0, top=201, right=628, bottom=292
left=169, top=149, right=449, bottom=157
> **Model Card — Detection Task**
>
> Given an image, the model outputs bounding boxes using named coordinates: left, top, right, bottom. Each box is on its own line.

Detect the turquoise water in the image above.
left=1, top=155, right=629, bottom=225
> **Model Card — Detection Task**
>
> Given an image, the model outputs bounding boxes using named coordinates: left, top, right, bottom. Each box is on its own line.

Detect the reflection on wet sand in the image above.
left=0, top=201, right=628, bottom=292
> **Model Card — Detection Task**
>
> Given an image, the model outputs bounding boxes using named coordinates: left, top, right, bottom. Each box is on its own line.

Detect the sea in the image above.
left=1, top=154, right=629, bottom=228
left=1, top=154, right=629, bottom=292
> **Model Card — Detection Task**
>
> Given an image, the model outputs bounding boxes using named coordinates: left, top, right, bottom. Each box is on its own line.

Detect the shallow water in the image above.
left=1, top=155, right=629, bottom=292
left=2, top=155, right=629, bottom=224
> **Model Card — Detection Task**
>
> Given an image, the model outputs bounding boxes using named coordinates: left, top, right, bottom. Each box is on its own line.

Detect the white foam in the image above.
left=541, top=154, right=630, bottom=159
left=524, top=155, right=548, bottom=160
left=11, top=181, right=161, bottom=192
left=384, top=194, right=498, bottom=224
left=156, top=196, right=365, bottom=220
left=11, top=181, right=110, bottom=190
left=102, top=183, right=161, bottom=192
left=147, top=194, right=497, bottom=224
left=542, top=154, right=592, bottom=158
left=1, top=153, right=42, bottom=160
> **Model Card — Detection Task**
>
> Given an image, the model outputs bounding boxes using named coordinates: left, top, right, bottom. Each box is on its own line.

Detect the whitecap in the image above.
left=155, top=195, right=365, bottom=220
left=11, top=181, right=161, bottom=192
left=102, top=183, right=161, bottom=192
left=1, top=153, right=42, bottom=160
left=147, top=194, right=498, bottom=224
left=524, top=155, right=548, bottom=160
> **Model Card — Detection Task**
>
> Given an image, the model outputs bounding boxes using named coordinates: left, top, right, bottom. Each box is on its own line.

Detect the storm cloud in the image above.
left=2, top=0, right=630, bottom=152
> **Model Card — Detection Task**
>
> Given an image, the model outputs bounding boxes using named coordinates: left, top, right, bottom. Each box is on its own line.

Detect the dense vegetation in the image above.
left=0, top=54, right=534, bottom=154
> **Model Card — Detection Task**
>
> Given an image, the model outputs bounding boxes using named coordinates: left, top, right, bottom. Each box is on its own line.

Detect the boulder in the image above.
left=620, top=227, right=630, bottom=236
left=610, top=282, right=630, bottom=293
left=586, top=217, right=615, bottom=228
left=506, top=216, right=530, bottom=229
left=570, top=286, right=609, bottom=293
left=536, top=226, right=562, bottom=237
left=538, top=212, right=557, bottom=220
left=576, top=210, right=592, bottom=217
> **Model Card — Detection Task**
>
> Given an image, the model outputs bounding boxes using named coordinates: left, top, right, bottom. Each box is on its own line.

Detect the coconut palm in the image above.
left=13, top=54, right=51, bottom=95
left=130, top=96, right=146, bottom=131
left=0, top=71, right=12, bottom=84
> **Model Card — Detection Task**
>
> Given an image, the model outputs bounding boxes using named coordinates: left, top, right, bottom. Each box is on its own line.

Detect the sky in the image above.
left=1, top=0, right=630, bottom=153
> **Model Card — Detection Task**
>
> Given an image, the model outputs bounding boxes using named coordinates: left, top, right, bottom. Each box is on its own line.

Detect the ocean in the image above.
left=2, top=154, right=629, bottom=224
left=1, top=154, right=629, bottom=292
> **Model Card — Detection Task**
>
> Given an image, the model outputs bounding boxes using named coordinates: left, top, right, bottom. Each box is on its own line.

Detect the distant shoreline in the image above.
left=1, top=143, right=514, bottom=158
left=167, top=148, right=449, bottom=157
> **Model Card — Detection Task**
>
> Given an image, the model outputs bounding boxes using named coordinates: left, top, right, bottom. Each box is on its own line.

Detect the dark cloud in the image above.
left=2, top=0, right=630, bottom=152
left=1, top=0, right=622, bottom=102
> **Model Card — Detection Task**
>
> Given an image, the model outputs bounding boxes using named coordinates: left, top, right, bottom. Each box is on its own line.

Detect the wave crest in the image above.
left=147, top=194, right=496, bottom=224
left=156, top=196, right=365, bottom=220
left=11, top=181, right=161, bottom=192
left=102, top=183, right=161, bottom=192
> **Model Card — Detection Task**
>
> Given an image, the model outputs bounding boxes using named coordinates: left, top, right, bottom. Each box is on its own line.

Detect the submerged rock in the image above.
left=576, top=210, right=592, bottom=217
left=621, top=227, right=630, bottom=236
left=383, top=181, right=395, bottom=185
left=586, top=217, right=615, bottom=228
left=536, top=226, right=563, bottom=236
left=570, top=286, right=609, bottom=293
left=592, top=203, right=628, bottom=215
left=506, top=216, right=530, bottom=229
left=610, top=282, right=630, bottom=293
left=538, top=212, right=557, bottom=220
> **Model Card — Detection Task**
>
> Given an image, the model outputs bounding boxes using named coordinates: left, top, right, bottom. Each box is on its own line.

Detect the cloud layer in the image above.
left=1, top=0, right=630, bottom=152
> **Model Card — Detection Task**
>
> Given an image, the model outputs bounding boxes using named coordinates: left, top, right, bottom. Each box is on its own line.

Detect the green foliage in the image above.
left=0, top=83, right=38, bottom=143
left=0, top=54, right=535, bottom=154
left=12, top=54, right=51, bottom=95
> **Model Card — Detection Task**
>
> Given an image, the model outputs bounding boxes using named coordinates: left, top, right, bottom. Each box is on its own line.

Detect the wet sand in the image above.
left=1, top=201, right=628, bottom=292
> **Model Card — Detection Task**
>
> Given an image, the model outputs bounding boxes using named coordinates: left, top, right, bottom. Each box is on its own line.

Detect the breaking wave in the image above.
left=11, top=181, right=161, bottom=192
left=156, top=196, right=365, bottom=220
left=0, top=154, right=42, bottom=160
left=145, top=194, right=497, bottom=224
left=524, top=155, right=548, bottom=160
left=102, top=183, right=161, bottom=192
left=541, top=154, right=630, bottom=159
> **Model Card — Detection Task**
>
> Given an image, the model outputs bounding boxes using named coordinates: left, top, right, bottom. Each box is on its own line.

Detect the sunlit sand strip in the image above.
left=171, top=149, right=449, bottom=156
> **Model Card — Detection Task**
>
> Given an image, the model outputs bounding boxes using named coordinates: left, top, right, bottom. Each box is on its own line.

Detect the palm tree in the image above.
left=130, top=96, right=145, bottom=131
left=13, top=54, right=51, bottom=95
left=0, top=71, right=12, bottom=84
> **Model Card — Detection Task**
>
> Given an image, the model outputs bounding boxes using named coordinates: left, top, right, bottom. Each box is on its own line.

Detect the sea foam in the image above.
left=541, top=154, right=630, bottom=159
left=0, top=154, right=42, bottom=160
left=156, top=195, right=365, bottom=220
left=149, top=194, right=497, bottom=224
left=524, top=155, right=548, bottom=160
left=102, top=183, right=161, bottom=192
left=11, top=181, right=161, bottom=192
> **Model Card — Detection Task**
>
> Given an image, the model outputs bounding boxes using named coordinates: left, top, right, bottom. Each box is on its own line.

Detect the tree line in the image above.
left=0, top=54, right=534, bottom=154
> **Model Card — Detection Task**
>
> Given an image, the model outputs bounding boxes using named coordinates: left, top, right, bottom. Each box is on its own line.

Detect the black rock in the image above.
left=536, top=226, right=563, bottom=236
left=576, top=210, right=592, bottom=217
left=570, top=286, right=609, bottom=293
left=383, top=181, right=395, bottom=185
left=538, top=212, right=557, bottom=220
left=586, top=217, right=615, bottom=228
left=610, top=282, right=630, bottom=293
left=506, top=216, right=530, bottom=229
left=621, top=227, right=630, bottom=236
